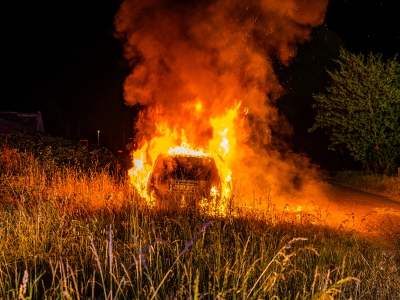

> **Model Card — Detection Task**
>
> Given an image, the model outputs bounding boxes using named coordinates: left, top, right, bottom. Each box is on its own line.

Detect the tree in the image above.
left=310, top=48, right=400, bottom=175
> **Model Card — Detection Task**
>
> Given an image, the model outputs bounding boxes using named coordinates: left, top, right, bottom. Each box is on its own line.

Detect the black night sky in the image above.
left=1, top=0, right=399, bottom=163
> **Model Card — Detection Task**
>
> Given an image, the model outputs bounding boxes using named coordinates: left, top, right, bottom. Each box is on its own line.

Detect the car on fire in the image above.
left=146, top=153, right=221, bottom=206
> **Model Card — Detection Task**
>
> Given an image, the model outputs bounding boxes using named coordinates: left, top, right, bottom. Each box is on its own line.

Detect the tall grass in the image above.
left=0, top=145, right=399, bottom=299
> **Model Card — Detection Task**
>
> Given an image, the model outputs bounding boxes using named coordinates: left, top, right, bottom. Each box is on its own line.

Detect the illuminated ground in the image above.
left=318, top=181, right=400, bottom=243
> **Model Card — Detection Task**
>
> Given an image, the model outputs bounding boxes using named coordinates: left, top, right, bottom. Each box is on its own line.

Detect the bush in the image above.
left=310, top=49, right=400, bottom=175
left=0, top=134, right=118, bottom=173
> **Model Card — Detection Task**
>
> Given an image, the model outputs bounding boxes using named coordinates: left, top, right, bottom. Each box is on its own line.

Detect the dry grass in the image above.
left=0, top=145, right=399, bottom=299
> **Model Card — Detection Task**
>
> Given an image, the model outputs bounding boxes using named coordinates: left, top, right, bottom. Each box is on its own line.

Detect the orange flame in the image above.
left=116, top=0, right=330, bottom=212
left=128, top=102, right=245, bottom=210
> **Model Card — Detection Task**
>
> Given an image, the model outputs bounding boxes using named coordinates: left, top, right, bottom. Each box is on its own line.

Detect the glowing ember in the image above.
left=294, top=205, right=302, bottom=212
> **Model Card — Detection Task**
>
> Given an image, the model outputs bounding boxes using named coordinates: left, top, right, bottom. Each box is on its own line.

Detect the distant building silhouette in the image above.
left=0, top=111, right=45, bottom=136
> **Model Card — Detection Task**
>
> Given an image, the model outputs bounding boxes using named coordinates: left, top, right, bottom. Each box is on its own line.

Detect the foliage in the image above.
left=0, top=133, right=118, bottom=173
left=0, top=146, right=399, bottom=299
left=310, top=48, right=400, bottom=175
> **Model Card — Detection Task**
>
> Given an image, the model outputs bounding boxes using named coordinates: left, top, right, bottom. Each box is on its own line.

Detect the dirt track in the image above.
left=319, top=181, right=400, bottom=241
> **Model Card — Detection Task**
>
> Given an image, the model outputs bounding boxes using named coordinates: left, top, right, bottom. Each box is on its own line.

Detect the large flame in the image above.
left=116, top=0, right=330, bottom=210
left=128, top=102, right=244, bottom=207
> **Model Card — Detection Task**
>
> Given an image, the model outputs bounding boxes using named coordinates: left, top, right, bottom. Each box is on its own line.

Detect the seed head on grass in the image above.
left=18, top=270, right=28, bottom=300
left=88, top=235, right=107, bottom=299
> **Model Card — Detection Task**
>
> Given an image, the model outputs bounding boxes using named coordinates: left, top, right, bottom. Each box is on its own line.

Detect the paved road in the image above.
left=239, top=180, right=399, bottom=243
left=318, top=181, right=400, bottom=240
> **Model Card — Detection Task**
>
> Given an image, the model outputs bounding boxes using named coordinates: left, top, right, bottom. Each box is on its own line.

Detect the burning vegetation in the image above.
left=114, top=0, right=330, bottom=209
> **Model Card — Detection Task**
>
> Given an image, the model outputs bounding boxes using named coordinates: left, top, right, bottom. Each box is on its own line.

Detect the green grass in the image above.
left=1, top=145, right=399, bottom=299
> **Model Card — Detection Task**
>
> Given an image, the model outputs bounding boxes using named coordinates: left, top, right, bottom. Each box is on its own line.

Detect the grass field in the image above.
left=1, top=144, right=399, bottom=299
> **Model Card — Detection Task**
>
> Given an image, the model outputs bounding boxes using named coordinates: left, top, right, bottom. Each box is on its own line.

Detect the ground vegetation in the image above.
left=310, top=48, right=400, bottom=175
left=0, top=138, right=399, bottom=299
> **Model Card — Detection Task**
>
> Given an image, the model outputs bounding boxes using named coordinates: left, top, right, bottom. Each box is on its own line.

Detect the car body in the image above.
left=147, top=153, right=220, bottom=206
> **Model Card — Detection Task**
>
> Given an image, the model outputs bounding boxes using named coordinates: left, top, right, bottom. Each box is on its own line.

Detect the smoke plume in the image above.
left=115, top=0, right=330, bottom=206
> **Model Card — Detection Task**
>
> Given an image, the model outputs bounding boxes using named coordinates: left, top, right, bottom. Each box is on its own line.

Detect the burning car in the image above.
left=146, top=153, right=221, bottom=206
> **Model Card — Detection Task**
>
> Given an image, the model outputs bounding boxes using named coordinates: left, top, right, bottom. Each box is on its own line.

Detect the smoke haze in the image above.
left=115, top=0, right=330, bottom=206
